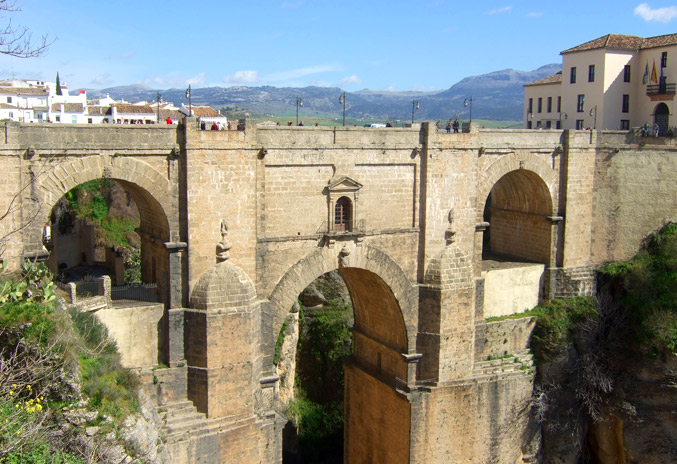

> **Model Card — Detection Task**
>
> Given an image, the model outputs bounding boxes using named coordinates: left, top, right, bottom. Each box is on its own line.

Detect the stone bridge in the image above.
left=1, top=120, right=675, bottom=463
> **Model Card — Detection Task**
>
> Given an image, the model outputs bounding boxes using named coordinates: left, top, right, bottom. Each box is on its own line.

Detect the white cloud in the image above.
left=140, top=73, right=197, bottom=88
left=488, top=6, right=512, bottom=14
left=266, top=64, right=342, bottom=83
left=526, top=11, right=542, bottom=17
left=224, top=70, right=260, bottom=85
left=634, top=3, right=677, bottom=23
left=186, top=73, right=206, bottom=87
left=340, top=75, right=362, bottom=85
left=385, top=84, right=397, bottom=91
left=90, top=74, right=114, bottom=86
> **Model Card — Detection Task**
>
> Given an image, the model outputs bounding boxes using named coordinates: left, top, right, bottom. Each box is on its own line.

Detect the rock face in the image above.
left=276, top=302, right=301, bottom=405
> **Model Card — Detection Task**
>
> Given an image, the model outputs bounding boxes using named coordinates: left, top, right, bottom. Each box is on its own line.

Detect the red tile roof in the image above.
left=562, top=33, right=677, bottom=54
left=524, top=72, right=562, bottom=87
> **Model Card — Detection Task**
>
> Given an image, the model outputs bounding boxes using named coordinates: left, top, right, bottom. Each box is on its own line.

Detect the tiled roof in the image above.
left=562, top=33, right=677, bottom=54
left=51, top=103, right=84, bottom=112
left=641, top=33, right=677, bottom=49
left=191, top=106, right=220, bottom=117
left=0, top=87, right=48, bottom=96
left=0, top=103, right=16, bottom=109
left=113, top=103, right=154, bottom=114
left=87, top=106, right=112, bottom=116
left=524, top=72, right=562, bottom=87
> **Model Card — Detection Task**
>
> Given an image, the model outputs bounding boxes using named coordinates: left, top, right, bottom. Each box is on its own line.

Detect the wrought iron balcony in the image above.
left=646, top=83, right=676, bottom=96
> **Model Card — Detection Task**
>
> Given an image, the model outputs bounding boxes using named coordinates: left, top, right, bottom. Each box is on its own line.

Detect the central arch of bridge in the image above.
left=266, top=245, right=417, bottom=463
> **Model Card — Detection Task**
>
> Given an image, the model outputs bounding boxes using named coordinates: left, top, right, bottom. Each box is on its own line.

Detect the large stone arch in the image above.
left=264, top=243, right=418, bottom=369
left=28, top=155, right=177, bottom=306
left=265, top=243, right=417, bottom=464
left=477, top=152, right=558, bottom=220
left=32, top=155, right=175, bottom=247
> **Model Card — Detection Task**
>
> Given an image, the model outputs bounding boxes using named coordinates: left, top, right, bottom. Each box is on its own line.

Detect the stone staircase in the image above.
left=471, top=350, right=535, bottom=382
left=156, top=400, right=210, bottom=443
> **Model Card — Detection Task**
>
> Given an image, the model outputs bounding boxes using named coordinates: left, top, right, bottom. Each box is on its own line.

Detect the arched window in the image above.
left=334, top=196, right=352, bottom=232
left=654, top=103, right=670, bottom=136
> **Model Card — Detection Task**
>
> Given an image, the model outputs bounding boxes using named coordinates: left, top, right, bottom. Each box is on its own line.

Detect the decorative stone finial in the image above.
left=338, top=245, right=351, bottom=268
left=216, top=219, right=232, bottom=262
left=445, top=208, right=456, bottom=245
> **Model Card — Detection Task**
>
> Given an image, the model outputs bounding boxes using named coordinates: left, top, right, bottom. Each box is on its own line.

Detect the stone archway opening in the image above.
left=275, top=267, right=411, bottom=464
left=481, top=169, right=553, bottom=317
left=43, top=177, right=171, bottom=367
left=654, top=102, right=669, bottom=136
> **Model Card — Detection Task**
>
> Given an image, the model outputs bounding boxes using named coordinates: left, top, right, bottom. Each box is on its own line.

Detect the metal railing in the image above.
left=646, top=83, right=676, bottom=96
left=111, top=283, right=158, bottom=302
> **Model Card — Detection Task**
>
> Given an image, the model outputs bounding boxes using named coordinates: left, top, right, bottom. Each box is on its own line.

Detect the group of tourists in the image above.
left=641, top=122, right=661, bottom=137
left=445, top=119, right=460, bottom=133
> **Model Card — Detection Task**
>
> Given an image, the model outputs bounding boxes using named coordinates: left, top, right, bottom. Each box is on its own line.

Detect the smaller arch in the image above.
left=334, top=196, right=353, bottom=232
left=654, top=102, right=670, bottom=136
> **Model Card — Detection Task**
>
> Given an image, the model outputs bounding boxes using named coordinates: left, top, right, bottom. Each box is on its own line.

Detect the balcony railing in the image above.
left=646, top=83, right=676, bottom=96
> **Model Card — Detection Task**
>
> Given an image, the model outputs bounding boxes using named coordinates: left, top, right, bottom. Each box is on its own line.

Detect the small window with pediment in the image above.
left=325, top=175, right=362, bottom=234
left=334, top=197, right=352, bottom=232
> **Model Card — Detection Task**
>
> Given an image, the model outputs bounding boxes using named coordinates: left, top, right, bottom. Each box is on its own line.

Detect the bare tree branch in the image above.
left=0, top=1, right=55, bottom=58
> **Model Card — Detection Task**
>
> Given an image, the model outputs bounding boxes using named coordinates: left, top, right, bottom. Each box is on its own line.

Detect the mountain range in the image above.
left=86, top=64, right=561, bottom=122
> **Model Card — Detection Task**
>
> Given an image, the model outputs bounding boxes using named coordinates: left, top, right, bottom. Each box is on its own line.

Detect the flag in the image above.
left=651, top=60, right=658, bottom=83
left=643, top=61, right=649, bottom=85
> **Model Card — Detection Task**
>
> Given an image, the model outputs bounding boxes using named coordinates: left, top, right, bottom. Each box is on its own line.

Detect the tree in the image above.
left=55, top=72, right=62, bottom=95
left=0, top=1, right=54, bottom=58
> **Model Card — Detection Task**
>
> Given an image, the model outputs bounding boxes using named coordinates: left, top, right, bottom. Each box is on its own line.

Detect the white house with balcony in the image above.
left=524, top=33, right=677, bottom=134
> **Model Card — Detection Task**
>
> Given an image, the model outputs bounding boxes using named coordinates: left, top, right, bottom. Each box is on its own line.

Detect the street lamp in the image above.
left=185, top=84, right=192, bottom=116
left=589, top=105, right=597, bottom=130
left=339, top=92, right=346, bottom=126
left=464, top=97, right=473, bottom=126
left=296, top=97, right=303, bottom=126
left=156, top=92, right=162, bottom=123
left=412, top=100, right=419, bottom=124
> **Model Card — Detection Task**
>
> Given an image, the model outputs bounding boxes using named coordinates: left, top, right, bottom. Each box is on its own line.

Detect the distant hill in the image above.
left=85, top=64, right=561, bottom=122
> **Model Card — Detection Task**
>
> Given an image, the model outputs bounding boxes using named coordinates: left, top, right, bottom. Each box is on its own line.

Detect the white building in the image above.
left=0, top=80, right=49, bottom=122
left=524, top=33, right=677, bottom=134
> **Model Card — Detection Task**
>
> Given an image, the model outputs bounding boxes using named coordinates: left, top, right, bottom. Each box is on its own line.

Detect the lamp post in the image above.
left=339, top=92, right=346, bottom=126
left=589, top=105, right=597, bottom=130
left=156, top=92, right=162, bottom=123
left=296, top=97, right=303, bottom=126
left=464, top=97, right=473, bottom=126
left=185, top=84, right=192, bottom=116
left=412, top=100, right=419, bottom=124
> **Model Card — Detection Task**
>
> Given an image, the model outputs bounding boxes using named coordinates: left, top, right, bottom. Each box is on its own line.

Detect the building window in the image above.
left=624, top=65, right=631, bottom=82
left=55, top=115, right=60, bottom=122
left=620, top=120, right=630, bottom=130
left=556, top=120, right=562, bottom=129
left=537, top=97, right=542, bottom=113
left=577, top=94, right=585, bottom=112
left=570, top=67, right=577, bottom=84
left=527, top=121, right=532, bottom=129
left=546, top=121, right=552, bottom=129
left=71, top=115, right=77, bottom=124
left=8, top=112, right=13, bottom=118
left=87, top=118, right=93, bottom=124
left=528, top=98, right=533, bottom=113
left=622, top=94, right=630, bottom=113
left=557, top=96, right=561, bottom=113
left=547, top=97, right=552, bottom=113
left=334, top=196, right=352, bottom=232
left=576, top=119, right=584, bottom=130
left=588, top=65, right=595, bottom=82
left=6, top=97, right=11, bottom=103
left=536, top=121, right=542, bottom=128
left=661, top=52, right=668, bottom=68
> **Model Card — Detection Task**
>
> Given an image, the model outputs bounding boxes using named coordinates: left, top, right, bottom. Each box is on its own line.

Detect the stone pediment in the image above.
left=327, top=176, right=362, bottom=193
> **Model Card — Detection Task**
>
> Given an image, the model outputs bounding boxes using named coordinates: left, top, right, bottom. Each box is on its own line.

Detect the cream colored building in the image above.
left=525, top=33, right=677, bottom=133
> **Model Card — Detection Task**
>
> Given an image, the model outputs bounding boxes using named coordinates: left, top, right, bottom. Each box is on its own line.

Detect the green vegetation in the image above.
left=0, top=264, right=141, bottom=462
left=598, top=221, right=677, bottom=355
left=287, top=295, right=353, bottom=461
left=62, top=179, right=141, bottom=283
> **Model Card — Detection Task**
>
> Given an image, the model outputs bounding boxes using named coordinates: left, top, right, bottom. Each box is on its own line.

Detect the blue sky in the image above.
left=1, top=1, right=676, bottom=91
